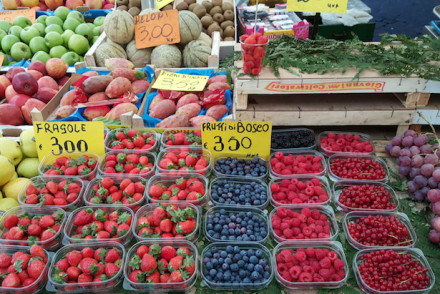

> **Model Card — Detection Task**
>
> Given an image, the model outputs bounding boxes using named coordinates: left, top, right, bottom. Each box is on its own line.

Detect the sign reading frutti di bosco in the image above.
left=265, top=81, right=386, bottom=92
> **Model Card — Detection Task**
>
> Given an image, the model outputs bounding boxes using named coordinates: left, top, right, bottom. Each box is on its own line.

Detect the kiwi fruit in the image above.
left=201, top=1, right=213, bottom=12
left=162, top=4, right=173, bottom=10
left=224, top=10, right=234, bottom=21
left=209, top=6, right=222, bottom=16
left=128, top=0, right=141, bottom=8
left=212, top=13, right=224, bottom=23
left=128, top=6, right=140, bottom=16
left=116, top=0, right=128, bottom=5
left=223, top=26, right=235, bottom=38
left=192, top=4, right=206, bottom=17
left=201, top=15, right=214, bottom=28
left=184, top=0, right=196, bottom=5
left=207, top=22, right=222, bottom=37
left=222, top=2, right=233, bottom=11
left=189, top=3, right=198, bottom=11
left=220, top=20, right=234, bottom=30
left=212, top=0, right=222, bottom=6
left=176, top=2, right=189, bottom=10
left=116, top=5, right=127, bottom=10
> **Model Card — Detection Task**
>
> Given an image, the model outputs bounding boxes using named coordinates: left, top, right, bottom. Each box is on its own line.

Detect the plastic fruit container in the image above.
left=46, top=241, right=125, bottom=293
left=213, top=154, right=268, bottom=180
left=269, top=176, right=331, bottom=207
left=209, top=177, right=269, bottom=209
left=0, top=245, right=50, bottom=294
left=63, top=206, right=134, bottom=246
left=38, top=152, right=100, bottom=181
left=133, top=202, right=200, bottom=242
left=343, top=211, right=417, bottom=250
left=200, top=242, right=273, bottom=290
left=269, top=206, right=339, bottom=243
left=156, top=147, right=212, bottom=176
left=318, top=131, right=374, bottom=156
left=105, top=128, right=158, bottom=152
left=328, top=154, right=389, bottom=183
left=98, top=150, right=156, bottom=178
left=333, top=182, right=399, bottom=212
left=18, top=176, right=85, bottom=212
left=353, top=247, right=435, bottom=294
left=0, top=206, right=66, bottom=251
left=271, top=128, right=316, bottom=152
left=123, top=240, right=198, bottom=292
left=145, top=174, right=208, bottom=206
left=161, top=129, right=202, bottom=148
left=204, top=206, right=269, bottom=243
left=274, top=241, right=349, bottom=289
left=269, top=150, right=327, bottom=179
left=83, top=176, right=146, bottom=212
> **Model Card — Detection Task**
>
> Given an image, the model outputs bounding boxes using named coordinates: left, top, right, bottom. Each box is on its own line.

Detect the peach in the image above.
left=44, top=0, right=63, bottom=10
left=85, top=0, right=102, bottom=9
left=65, top=0, right=84, bottom=9
left=46, top=58, right=68, bottom=79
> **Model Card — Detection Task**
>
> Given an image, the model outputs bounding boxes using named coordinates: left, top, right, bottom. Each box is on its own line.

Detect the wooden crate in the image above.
left=30, top=74, right=133, bottom=126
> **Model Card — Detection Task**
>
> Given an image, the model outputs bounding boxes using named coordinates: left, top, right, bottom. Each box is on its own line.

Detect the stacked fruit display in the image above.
left=0, top=9, right=104, bottom=65
left=2, top=0, right=114, bottom=10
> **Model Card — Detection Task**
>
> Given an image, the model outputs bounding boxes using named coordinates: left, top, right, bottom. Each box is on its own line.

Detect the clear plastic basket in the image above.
left=160, top=129, right=202, bottom=148
left=328, top=154, right=389, bottom=183
left=46, top=241, right=125, bottom=293
left=271, top=128, right=316, bottom=152
left=105, top=128, right=159, bottom=152
left=318, top=131, right=374, bottom=156
left=0, top=206, right=66, bottom=251
left=343, top=211, right=417, bottom=250
left=18, top=176, right=85, bottom=212
left=156, top=147, right=212, bottom=176
left=123, top=240, right=198, bottom=292
left=98, top=150, right=156, bottom=178
left=274, top=241, right=349, bottom=289
left=133, top=202, right=200, bottom=242
left=212, top=154, right=268, bottom=180
left=269, top=150, right=327, bottom=179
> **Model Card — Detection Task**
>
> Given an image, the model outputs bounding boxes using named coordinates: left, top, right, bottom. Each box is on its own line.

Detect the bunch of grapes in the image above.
left=386, top=129, right=440, bottom=244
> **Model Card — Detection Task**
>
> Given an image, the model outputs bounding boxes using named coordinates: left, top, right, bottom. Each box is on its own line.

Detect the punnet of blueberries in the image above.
left=214, top=157, right=267, bottom=178
left=210, top=179, right=268, bottom=207
left=271, top=129, right=315, bottom=149
left=206, top=208, right=268, bottom=242
left=202, top=245, right=272, bottom=288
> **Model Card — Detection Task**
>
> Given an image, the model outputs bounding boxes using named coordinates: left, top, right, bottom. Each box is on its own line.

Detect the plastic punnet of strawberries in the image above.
left=42, top=155, right=98, bottom=180
left=106, top=129, right=157, bottom=151
left=240, top=33, right=269, bottom=76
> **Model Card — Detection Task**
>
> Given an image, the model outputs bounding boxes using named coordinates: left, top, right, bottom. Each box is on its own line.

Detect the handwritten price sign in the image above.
left=0, top=9, right=36, bottom=23
left=33, top=121, right=105, bottom=160
left=156, top=0, right=174, bottom=10
left=134, top=9, right=180, bottom=49
left=287, top=0, right=348, bottom=13
left=201, top=121, right=273, bottom=159
left=152, top=70, right=209, bottom=92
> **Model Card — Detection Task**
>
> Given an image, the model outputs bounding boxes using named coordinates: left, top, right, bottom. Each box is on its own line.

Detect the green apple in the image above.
left=75, top=23, right=93, bottom=41
left=9, top=26, right=22, bottom=38
left=67, top=11, right=85, bottom=23
left=54, top=6, right=71, bottom=21
left=17, top=158, right=39, bottom=178
left=31, top=23, right=46, bottom=36
left=61, top=51, right=80, bottom=66
left=0, top=30, right=6, bottom=43
left=1, top=35, right=19, bottom=53
left=36, top=15, right=48, bottom=25
left=45, top=31, right=63, bottom=48
left=45, top=16, right=64, bottom=27
left=45, top=24, right=63, bottom=35
left=19, top=27, right=40, bottom=44
left=62, top=17, right=80, bottom=31
left=49, top=45, right=68, bottom=58
left=93, top=16, right=105, bottom=27
left=29, top=36, right=49, bottom=54
left=87, top=23, right=95, bottom=31
left=79, top=56, right=84, bottom=62
left=0, top=21, right=11, bottom=33
left=13, top=16, right=32, bottom=29
left=68, top=34, right=89, bottom=55
left=10, top=42, right=31, bottom=61
left=92, top=26, right=100, bottom=37
left=92, top=35, right=98, bottom=43
left=61, top=29, right=75, bottom=47
left=32, top=51, right=50, bottom=63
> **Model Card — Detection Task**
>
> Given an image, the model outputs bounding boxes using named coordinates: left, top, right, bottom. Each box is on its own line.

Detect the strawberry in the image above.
left=168, top=255, right=183, bottom=272
left=159, top=158, right=176, bottom=170
left=168, top=270, right=188, bottom=283
left=46, top=181, right=59, bottom=194
left=100, top=177, right=115, bottom=189
left=26, top=184, right=39, bottom=195
left=55, top=259, right=69, bottom=272
left=0, top=253, right=11, bottom=268
left=66, top=251, right=82, bottom=267
left=81, top=247, right=95, bottom=259
left=129, top=270, right=145, bottom=283
left=183, top=256, right=195, bottom=275
left=79, top=258, right=99, bottom=275
left=77, top=273, right=93, bottom=283
left=105, top=249, right=121, bottom=263
left=2, top=273, right=21, bottom=287
left=149, top=185, right=163, bottom=198
left=27, top=258, right=46, bottom=279
left=161, top=246, right=176, bottom=261
left=27, top=224, right=42, bottom=236
left=176, top=220, right=196, bottom=235
left=94, top=248, right=107, bottom=261
left=7, top=227, right=25, bottom=240
left=136, top=245, right=149, bottom=259
left=188, top=180, right=204, bottom=193
left=67, top=266, right=81, bottom=280
left=145, top=270, right=160, bottom=283
left=41, top=228, right=57, bottom=241
left=3, top=215, right=19, bottom=229
left=160, top=273, right=170, bottom=283
left=73, top=208, right=94, bottom=226
left=141, top=254, right=157, bottom=272
left=29, top=245, right=45, bottom=259
left=39, top=215, right=55, bottom=229
left=185, top=154, right=197, bottom=166
left=159, top=219, right=173, bottom=233
left=104, top=263, right=120, bottom=278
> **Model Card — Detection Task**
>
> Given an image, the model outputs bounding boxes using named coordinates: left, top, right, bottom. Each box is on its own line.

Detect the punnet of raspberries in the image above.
left=270, top=178, right=329, bottom=206
left=320, top=132, right=374, bottom=154
left=270, top=152, right=324, bottom=176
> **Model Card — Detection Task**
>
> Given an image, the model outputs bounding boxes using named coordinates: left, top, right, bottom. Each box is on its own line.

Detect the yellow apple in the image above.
left=0, top=155, right=14, bottom=186
left=2, top=177, right=30, bottom=201
left=20, top=129, right=38, bottom=158
left=0, top=138, right=23, bottom=166
left=21, top=0, right=39, bottom=7
left=2, top=0, right=20, bottom=9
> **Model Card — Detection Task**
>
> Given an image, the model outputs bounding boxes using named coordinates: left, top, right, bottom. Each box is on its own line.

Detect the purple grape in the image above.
left=421, top=163, right=435, bottom=177
left=399, top=156, right=411, bottom=166
left=414, top=135, right=428, bottom=147
left=391, top=136, right=403, bottom=146
left=428, top=177, right=439, bottom=188
left=403, top=129, right=416, bottom=137
left=432, top=201, right=440, bottom=214
left=433, top=168, right=440, bottom=181
left=385, top=143, right=393, bottom=154
left=407, top=181, right=418, bottom=192
left=402, top=136, right=414, bottom=147
left=428, top=189, right=440, bottom=202
left=411, top=155, right=424, bottom=167
left=409, top=146, right=420, bottom=156
left=398, top=166, right=410, bottom=176
left=436, top=149, right=440, bottom=158
left=399, top=148, right=411, bottom=157
left=414, top=190, right=425, bottom=201
left=424, top=154, right=439, bottom=164
left=420, top=186, right=430, bottom=196
left=389, top=146, right=401, bottom=157
left=429, top=229, right=440, bottom=243
left=409, top=167, right=421, bottom=178
left=431, top=216, right=440, bottom=231
left=420, top=144, right=433, bottom=154
left=414, top=175, right=428, bottom=187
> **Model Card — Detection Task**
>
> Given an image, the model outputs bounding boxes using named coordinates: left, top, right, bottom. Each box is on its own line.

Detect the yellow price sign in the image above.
left=201, top=121, right=273, bottom=159
left=156, top=0, right=174, bottom=10
left=0, top=8, right=36, bottom=23
left=287, top=0, right=348, bottom=13
left=33, top=121, right=105, bottom=161
left=152, top=70, right=209, bottom=92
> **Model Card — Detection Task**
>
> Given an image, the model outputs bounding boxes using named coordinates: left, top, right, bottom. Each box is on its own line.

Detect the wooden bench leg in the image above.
left=235, top=93, right=248, bottom=110
left=407, top=92, right=431, bottom=107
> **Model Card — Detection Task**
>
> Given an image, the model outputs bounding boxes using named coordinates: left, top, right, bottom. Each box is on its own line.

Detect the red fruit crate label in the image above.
left=33, top=121, right=105, bottom=160
left=287, top=0, right=348, bottom=13
left=201, top=121, right=273, bottom=160
left=134, top=9, right=180, bottom=49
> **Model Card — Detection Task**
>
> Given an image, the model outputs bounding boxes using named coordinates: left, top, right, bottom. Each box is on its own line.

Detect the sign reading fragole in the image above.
left=0, top=9, right=36, bottom=23
left=33, top=121, right=105, bottom=161
left=287, top=0, right=348, bottom=13
left=156, top=0, right=174, bottom=10
left=152, top=70, right=209, bottom=92
left=134, top=9, right=180, bottom=49
left=201, top=121, right=272, bottom=159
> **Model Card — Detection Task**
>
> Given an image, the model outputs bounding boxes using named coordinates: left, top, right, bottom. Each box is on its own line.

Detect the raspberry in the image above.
left=333, top=258, right=345, bottom=270
left=299, top=272, right=313, bottom=282
left=319, top=257, right=331, bottom=269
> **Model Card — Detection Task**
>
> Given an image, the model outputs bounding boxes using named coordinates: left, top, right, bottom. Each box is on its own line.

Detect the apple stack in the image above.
left=0, top=58, right=69, bottom=126
left=3, top=0, right=114, bottom=10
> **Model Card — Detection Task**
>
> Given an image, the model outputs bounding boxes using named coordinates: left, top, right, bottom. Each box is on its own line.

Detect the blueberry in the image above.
left=209, top=269, right=217, bottom=277
left=249, top=256, right=258, bottom=264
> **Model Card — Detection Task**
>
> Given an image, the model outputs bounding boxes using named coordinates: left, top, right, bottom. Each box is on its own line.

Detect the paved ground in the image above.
left=362, top=0, right=438, bottom=40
